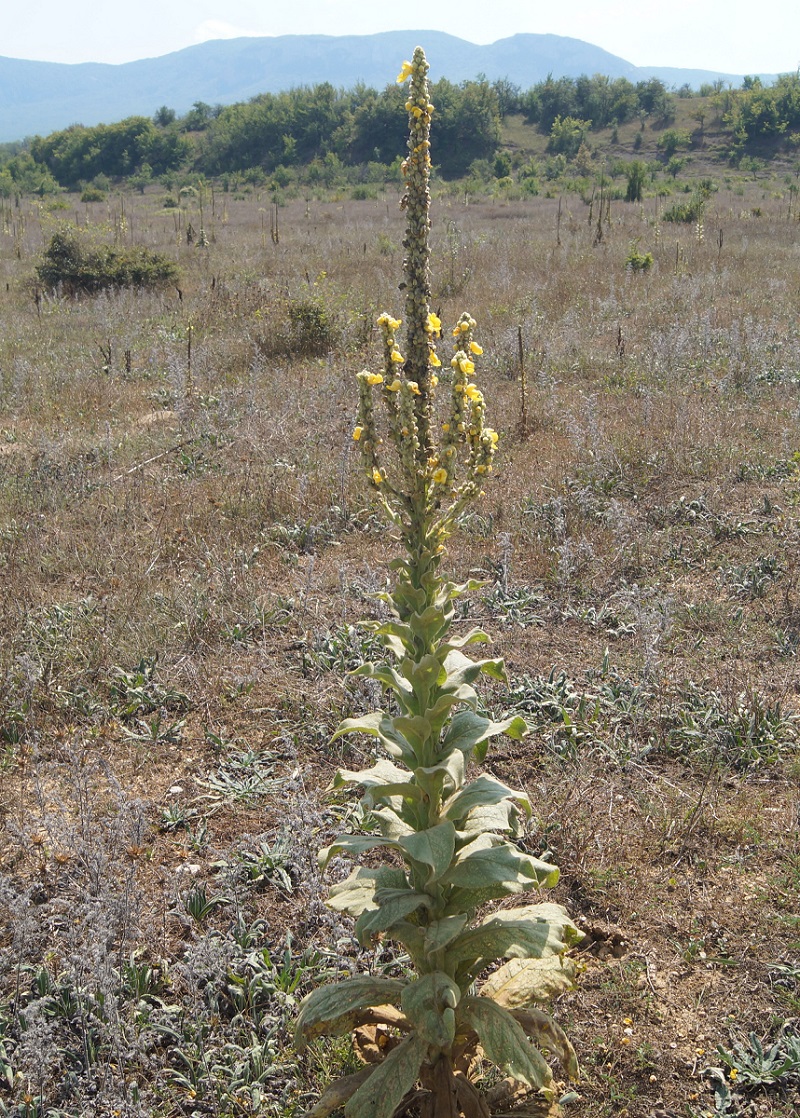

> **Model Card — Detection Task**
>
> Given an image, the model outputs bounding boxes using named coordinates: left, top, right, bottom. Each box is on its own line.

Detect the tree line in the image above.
left=1, top=70, right=797, bottom=195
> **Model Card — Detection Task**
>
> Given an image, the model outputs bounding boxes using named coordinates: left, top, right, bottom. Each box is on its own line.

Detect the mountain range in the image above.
left=0, top=31, right=777, bottom=144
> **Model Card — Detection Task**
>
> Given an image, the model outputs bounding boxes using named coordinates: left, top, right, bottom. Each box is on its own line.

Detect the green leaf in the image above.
left=326, top=866, right=407, bottom=916
left=331, top=712, right=384, bottom=742
left=444, top=774, right=531, bottom=824
left=423, top=914, right=469, bottom=954
left=334, top=759, right=412, bottom=790
left=441, top=710, right=526, bottom=762
left=399, top=821, right=457, bottom=883
left=457, top=994, right=553, bottom=1093
left=345, top=1031, right=427, bottom=1118
left=511, top=1007, right=580, bottom=1080
left=318, top=834, right=397, bottom=869
left=401, top=972, right=460, bottom=1049
left=441, top=835, right=559, bottom=891
left=457, top=799, right=523, bottom=837
left=353, top=662, right=413, bottom=698
left=488, top=903, right=584, bottom=951
left=296, top=975, right=407, bottom=1048
left=371, top=804, right=416, bottom=839
left=445, top=907, right=577, bottom=982
left=355, top=888, right=433, bottom=943
left=442, top=627, right=491, bottom=651
left=480, top=956, right=578, bottom=1009
left=392, top=715, right=432, bottom=752
left=442, top=649, right=508, bottom=688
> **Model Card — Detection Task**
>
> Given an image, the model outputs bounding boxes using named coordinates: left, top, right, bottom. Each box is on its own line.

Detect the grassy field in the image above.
left=1, top=169, right=799, bottom=1118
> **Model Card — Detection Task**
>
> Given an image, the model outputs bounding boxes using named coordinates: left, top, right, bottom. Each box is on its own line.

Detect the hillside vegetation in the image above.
left=2, top=72, right=800, bottom=199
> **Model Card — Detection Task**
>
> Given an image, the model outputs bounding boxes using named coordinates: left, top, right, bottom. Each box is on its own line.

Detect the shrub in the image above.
left=36, top=230, right=179, bottom=295
left=79, top=187, right=106, bottom=203
left=626, top=242, right=654, bottom=270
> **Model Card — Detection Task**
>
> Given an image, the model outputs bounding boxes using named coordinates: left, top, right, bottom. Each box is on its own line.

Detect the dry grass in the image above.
left=0, top=176, right=799, bottom=1118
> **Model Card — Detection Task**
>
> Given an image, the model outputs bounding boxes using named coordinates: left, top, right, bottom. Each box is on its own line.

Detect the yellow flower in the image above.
left=426, top=312, right=442, bottom=334
left=406, top=381, right=421, bottom=395
left=372, top=468, right=383, bottom=485
left=386, top=379, right=402, bottom=392
left=411, top=106, right=423, bottom=118
left=442, top=422, right=451, bottom=433
left=388, top=316, right=402, bottom=331
left=465, top=385, right=483, bottom=403
left=432, top=468, right=448, bottom=484
left=469, top=341, right=483, bottom=355
left=459, top=358, right=475, bottom=375
left=459, top=321, right=470, bottom=333
left=352, top=426, right=363, bottom=441
left=429, top=351, right=441, bottom=367
left=484, top=427, right=499, bottom=445
left=430, top=375, right=439, bottom=387
left=729, top=1069, right=738, bottom=1081
left=365, top=373, right=384, bottom=386
left=390, top=349, right=405, bottom=364
left=397, top=60, right=413, bottom=83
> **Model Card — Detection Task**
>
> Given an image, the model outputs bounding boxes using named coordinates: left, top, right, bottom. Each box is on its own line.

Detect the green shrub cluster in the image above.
left=36, top=230, right=179, bottom=295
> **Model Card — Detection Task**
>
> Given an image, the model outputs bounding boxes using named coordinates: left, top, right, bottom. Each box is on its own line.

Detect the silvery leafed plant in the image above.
left=295, top=47, right=581, bottom=1118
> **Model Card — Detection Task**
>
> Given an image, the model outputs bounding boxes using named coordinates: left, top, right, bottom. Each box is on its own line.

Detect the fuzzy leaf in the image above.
left=481, top=956, right=578, bottom=1009
left=353, top=661, right=413, bottom=697
left=326, top=866, right=407, bottom=916
left=318, top=834, right=397, bottom=869
left=446, top=910, right=575, bottom=981
left=401, top=972, right=460, bottom=1048
left=458, top=799, right=523, bottom=837
left=486, top=903, right=583, bottom=951
left=296, top=975, right=407, bottom=1048
left=355, top=889, right=432, bottom=943
left=443, top=627, right=491, bottom=651
left=345, top=1031, right=427, bottom=1118
left=334, top=759, right=412, bottom=790
left=399, top=821, right=457, bottom=883
left=417, top=750, right=466, bottom=796
left=441, top=710, right=527, bottom=762
left=443, top=649, right=507, bottom=688
left=511, top=1008, right=580, bottom=1080
left=444, top=774, right=531, bottom=824
left=441, top=836, right=559, bottom=891
left=331, top=712, right=384, bottom=742
left=423, top=914, right=469, bottom=954
left=371, top=804, right=416, bottom=839
left=392, top=714, right=432, bottom=751
left=458, top=994, right=553, bottom=1093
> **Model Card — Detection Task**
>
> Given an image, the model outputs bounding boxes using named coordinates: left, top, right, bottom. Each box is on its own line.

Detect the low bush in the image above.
left=36, top=230, right=179, bottom=294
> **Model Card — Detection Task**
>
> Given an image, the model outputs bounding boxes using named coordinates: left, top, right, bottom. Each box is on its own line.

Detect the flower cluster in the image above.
left=351, top=48, right=499, bottom=538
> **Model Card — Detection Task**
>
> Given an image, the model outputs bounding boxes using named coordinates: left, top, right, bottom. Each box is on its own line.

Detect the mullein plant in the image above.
left=295, top=48, right=581, bottom=1118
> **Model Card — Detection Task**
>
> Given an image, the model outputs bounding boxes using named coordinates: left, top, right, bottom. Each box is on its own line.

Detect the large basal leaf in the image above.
left=398, top=820, right=456, bottom=883
left=400, top=972, right=460, bottom=1048
left=345, top=1031, right=428, bottom=1118
left=326, top=866, right=407, bottom=916
left=444, top=774, right=531, bottom=824
left=371, top=804, right=416, bottom=839
left=480, top=955, right=578, bottom=1009
left=296, top=975, right=408, bottom=1047
left=457, top=994, right=553, bottom=1094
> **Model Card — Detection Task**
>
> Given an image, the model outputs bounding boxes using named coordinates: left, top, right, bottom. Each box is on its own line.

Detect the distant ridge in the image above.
left=0, top=31, right=777, bottom=143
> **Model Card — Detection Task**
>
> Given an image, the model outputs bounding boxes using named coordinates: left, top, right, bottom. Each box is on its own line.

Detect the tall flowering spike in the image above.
left=399, top=47, right=435, bottom=464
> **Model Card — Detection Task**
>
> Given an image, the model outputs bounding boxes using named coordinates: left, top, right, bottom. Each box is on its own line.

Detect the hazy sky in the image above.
left=5, top=1, right=799, bottom=75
